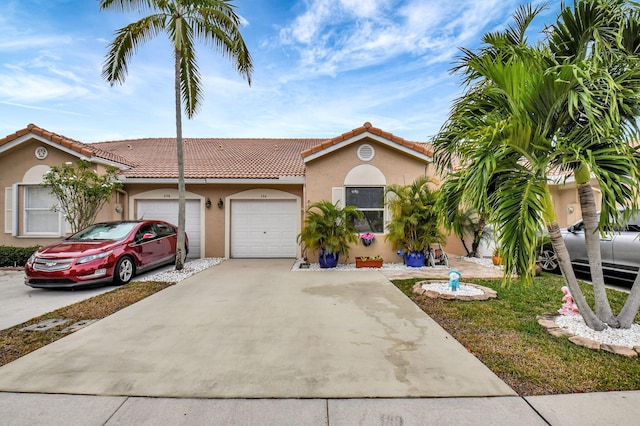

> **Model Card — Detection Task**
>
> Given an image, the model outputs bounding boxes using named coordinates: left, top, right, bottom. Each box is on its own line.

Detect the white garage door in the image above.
left=136, top=199, right=201, bottom=259
left=231, top=200, right=297, bottom=258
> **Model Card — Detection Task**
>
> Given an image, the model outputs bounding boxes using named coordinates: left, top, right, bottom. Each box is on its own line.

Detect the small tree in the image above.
left=43, top=160, right=122, bottom=233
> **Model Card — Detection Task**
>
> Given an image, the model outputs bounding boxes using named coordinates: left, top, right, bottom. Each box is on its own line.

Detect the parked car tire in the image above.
left=114, top=256, right=135, bottom=285
left=538, top=245, right=559, bottom=273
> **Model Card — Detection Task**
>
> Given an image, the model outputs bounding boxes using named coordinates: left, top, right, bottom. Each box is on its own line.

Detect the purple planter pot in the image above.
left=404, top=252, right=426, bottom=267
left=318, top=251, right=340, bottom=268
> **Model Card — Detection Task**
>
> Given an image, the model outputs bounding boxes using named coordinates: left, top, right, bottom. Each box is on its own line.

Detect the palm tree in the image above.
left=433, top=1, right=640, bottom=330
left=100, top=0, right=253, bottom=269
left=297, top=200, right=364, bottom=267
left=385, top=176, right=444, bottom=255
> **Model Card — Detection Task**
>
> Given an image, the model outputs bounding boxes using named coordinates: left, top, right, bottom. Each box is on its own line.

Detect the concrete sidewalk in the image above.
left=2, top=391, right=640, bottom=425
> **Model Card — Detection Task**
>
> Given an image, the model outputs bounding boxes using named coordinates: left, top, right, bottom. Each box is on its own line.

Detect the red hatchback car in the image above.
left=25, top=220, right=187, bottom=289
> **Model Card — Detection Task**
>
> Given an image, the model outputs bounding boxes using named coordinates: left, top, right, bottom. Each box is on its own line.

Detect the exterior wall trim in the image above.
left=303, top=132, right=433, bottom=163
left=119, top=177, right=306, bottom=184
left=0, top=133, right=130, bottom=170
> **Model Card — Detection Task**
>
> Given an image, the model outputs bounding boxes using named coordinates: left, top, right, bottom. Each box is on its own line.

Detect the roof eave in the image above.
left=0, top=131, right=131, bottom=170
left=303, top=131, right=433, bottom=164
left=119, top=176, right=306, bottom=185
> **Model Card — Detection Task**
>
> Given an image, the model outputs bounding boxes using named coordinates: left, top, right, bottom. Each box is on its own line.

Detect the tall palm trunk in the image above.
left=547, top=221, right=605, bottom=330
left=576, top=180, right=616, bottom=326
left=541, top=187, right=605, bottom=330
left=617, top=275, right=640, bottom=328
left=174, top=48, right=186, bottom=270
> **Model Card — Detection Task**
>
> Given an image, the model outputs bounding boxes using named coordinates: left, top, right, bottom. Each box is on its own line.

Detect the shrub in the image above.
left=0, top=246, right=40, bottom=267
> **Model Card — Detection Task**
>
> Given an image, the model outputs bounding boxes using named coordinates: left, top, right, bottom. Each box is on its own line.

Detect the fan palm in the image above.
left=433, top=1, right=640, bottom=330
left=100, top=0, right=253, bottom=269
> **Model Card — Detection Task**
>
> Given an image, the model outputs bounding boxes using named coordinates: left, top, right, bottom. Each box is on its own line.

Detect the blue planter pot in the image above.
left=318, top=251, right=340, bottom=268
left=404, top=252, right=426, bottom=268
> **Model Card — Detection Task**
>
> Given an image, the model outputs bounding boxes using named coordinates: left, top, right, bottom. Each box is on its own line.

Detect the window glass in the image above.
left=24, top=186, right=59, bottom=234
left=156, top=223, right=176, bottom=237
left=71, top=222, right=137, bottom=240
left=346, top=187, right=384, bottom=233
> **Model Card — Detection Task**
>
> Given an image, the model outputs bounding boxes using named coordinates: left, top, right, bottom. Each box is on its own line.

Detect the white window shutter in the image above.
left=332, top=187, right=344, bottom=208
left=384, top=191, right=396, bottom=233
left=4, top=187, right=12, bottom=234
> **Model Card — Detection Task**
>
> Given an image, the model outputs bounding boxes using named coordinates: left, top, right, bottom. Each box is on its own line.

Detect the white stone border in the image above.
left=412, top=281, right=498, bottom=301
left=537, top=313, right=639, bottom=358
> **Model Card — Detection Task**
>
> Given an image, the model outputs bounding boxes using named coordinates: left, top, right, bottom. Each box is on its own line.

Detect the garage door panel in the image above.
left=231, top=200, right=297, bottom=258
left=136, top=200, right=201, bottom=259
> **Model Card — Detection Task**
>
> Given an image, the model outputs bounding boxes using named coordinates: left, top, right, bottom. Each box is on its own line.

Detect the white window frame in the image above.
left=22, top=184, right=63, bottom=237
left=344, top=186, right=385, bottom=234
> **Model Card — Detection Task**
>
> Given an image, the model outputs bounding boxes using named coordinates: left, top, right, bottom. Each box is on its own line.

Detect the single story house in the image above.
left=0, top=122, right=585, bottom=263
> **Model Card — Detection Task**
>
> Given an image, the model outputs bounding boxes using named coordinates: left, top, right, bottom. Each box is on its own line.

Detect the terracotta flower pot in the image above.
left=356, top=257, right=383, bottom=268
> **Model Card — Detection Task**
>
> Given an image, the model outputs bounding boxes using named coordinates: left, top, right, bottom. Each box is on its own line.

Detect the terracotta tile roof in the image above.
left=92, top=138, right=326, bottom=179
left=0, top=124, right=134, bottom=167
left=3, top=123, right=435, bottom=180
left=301, top=122, right=434, bottom=158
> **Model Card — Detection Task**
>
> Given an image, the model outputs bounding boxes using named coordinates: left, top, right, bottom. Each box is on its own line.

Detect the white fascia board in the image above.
left=119, top=177, right=305, bottom=185
left=303, top=131, right=433, bottom=163
left=0, top=133, right=130, bottom=170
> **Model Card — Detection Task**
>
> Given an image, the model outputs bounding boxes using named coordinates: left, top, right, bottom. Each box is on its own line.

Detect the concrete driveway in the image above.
left=0, top=270, right=120, bottom=331
left=0, top=259, right=515, bottom=398
left=0, top=264, right=177, bottom=331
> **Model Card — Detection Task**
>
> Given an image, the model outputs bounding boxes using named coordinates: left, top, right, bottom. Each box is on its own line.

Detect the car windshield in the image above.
left=68, top=222, right=139, bottom=241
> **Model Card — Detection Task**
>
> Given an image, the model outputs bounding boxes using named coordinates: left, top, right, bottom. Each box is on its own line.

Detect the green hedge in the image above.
left=0, top=246, right=40, bottom=267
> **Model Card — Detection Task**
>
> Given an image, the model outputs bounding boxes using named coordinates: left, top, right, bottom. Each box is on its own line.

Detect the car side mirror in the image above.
left=142, top=232, right=156, bottom=240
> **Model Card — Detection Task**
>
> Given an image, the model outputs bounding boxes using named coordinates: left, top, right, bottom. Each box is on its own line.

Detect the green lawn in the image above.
left=393, top=274, right=640, bottom=395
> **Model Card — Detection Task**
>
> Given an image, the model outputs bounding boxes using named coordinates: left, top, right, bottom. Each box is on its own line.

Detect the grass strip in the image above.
left=393, top=274, right=640, bottom=396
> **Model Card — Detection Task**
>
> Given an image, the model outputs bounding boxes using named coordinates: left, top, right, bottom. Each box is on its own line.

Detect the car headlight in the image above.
left=77, top=251, right=112, bottom=265
left=27, top=254, right=35, bottom=265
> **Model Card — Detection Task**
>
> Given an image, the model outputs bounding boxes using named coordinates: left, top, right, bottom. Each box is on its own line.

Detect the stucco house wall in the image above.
left=0, top=137, right=120, bottom=248
left=123, top=183, right=303, bottom=259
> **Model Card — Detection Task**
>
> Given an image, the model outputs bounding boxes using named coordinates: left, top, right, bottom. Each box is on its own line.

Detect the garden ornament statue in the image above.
left=448, top=270, right=461, bottom=292
left=558, top=286, right=579, bottom=316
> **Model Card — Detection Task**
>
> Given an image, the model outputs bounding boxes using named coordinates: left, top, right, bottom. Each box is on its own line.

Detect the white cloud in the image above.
left=0, top=74, right=90, bottom=102
left=273, top=0, right=521, bottom=80
left=0, top=35, right=73, bottom=51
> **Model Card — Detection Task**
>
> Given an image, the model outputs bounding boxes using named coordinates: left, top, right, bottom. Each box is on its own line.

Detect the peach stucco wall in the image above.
left=303, top=137, right=462, bottom=263
left=124, top=183, right=303, bottom=259
left=0, top=138, right=120, bottom=248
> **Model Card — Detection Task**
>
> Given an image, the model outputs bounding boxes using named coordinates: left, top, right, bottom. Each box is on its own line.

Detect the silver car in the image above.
left=540, top=214, right=640, bottom=285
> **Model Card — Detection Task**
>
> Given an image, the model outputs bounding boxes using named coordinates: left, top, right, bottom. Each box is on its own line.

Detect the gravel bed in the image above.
left=136, top=258, right=225, bottom=283
left=554, top=315, right=640, bottom=348
left=291, top=258, right=449, bottom=271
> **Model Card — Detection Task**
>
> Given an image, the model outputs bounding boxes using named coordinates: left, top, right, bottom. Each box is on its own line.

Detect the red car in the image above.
left=25, top=220, right=187, bottom=289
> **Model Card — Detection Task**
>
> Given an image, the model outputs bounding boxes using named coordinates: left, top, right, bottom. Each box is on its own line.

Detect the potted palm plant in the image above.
left=297, top=200, right=364, bottom=268
left=385, top=176, right=444, bottom=267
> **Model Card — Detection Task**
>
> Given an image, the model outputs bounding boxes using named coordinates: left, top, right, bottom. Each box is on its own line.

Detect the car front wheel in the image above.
left=114, top=256, right=135, bottom=285
left=538, top=247, right=559, bottom=273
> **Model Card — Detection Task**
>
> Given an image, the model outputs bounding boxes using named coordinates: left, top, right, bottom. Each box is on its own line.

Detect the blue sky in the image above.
left=0, top=0, right=560, bottom=143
